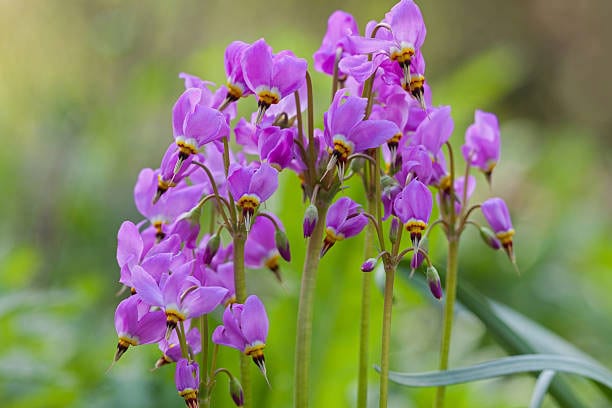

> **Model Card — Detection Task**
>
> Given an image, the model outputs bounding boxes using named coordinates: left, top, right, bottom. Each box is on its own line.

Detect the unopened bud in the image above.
left=380, top=175, right=397, bottom=190
left=479, top=226, right=501, bottom=250
left=350, top=155, right=365, bottom=174
left=361, top=258, right=377, bottom=272
left=202, top=234, right=221, bottom=265
left=426, top=265, right=443, bottom=300
left=275, top=229, right=291, bottom=262
left=389, top=217, right=400, bottom=244
left=303, top=204, right=318, bottom=238
left=229, top=375, right=244, bottom=407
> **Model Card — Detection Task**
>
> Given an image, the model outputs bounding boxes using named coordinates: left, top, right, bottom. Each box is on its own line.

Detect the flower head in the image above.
left=212, top=295, right=269, bottom=380
left=228, top=162, right=279, bottom=230
left=481, top=197, right=515, bottom=262
left=242, top=39, right=307, bottom=123
left=313, top=11, right=359, bottom=77
left=175, top=359, right=200, bottom=408
left=321, top=197, right=368, bottom=257
left=462, top=110, right=501, bottom=181
left=393, top=179, right=433, bottom=245
left=114, top=296, right=166, bottom=361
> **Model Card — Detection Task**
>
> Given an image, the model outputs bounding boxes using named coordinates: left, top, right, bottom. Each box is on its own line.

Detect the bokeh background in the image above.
left=1, top=0, right=610, bottom=407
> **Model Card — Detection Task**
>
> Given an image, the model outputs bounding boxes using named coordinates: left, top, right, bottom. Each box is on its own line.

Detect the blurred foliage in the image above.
left=0, top=1, right=610, bottom=407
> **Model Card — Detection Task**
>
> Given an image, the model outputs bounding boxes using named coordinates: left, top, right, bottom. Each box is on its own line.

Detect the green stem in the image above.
left=379, top=259, right=396, bottom=408
left=200, top=316, right=210, bottom=408
left=233, top=229, right=251, bottom=408
left=294, top=201, right=330, bottom=408
left=434, top=237, right=459, bottom=408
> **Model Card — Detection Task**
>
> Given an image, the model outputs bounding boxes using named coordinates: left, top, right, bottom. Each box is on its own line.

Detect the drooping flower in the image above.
left=393, top=179, right=433, bottom=246
left=461, top=110, right=501, bottom=182
left=155, top=142, right=198, bottom=202
left=224, top=40, right=253, bottom=103
left=411, top=105, right=454, bottom=158
left=227, top=162, right=279, bottom=230
left=313, top=11, right=359, bottom=77
left=321, top=197, right=369, bottom=257
left=212, top=295, right=270, bottom=380
left=324, top=90, right=399, bottom=181
left=172, top=88, right=230, bottom=160
left=426, top=265, right=443, bottom=300
left=155, top=325, right=201, bottom=368
left=257, top=125, right=295, bottom=171
left=131, top=263, right=228, bottom=337
left=481, top=197, right=515, bottom=262
left=114, top=296, right=166, bottom=361
left=175, top=358, right=200, bottom=408
left=245, top=214, right=289, bottom=282
left=241, top=39, right=308, bottom=123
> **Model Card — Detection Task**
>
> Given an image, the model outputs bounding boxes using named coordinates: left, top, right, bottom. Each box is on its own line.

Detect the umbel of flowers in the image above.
left=110, top=1, right=516, bottom=407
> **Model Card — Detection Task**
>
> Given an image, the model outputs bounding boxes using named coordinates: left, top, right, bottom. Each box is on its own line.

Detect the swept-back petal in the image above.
left=350, top=119, right=400, bottom=152
left=242, top=39, right=273, bottom=92
left=241, top=295, right=269, bottom=344
left=131, top=265, right=164, bottom=307
left=117, top=221, right=143, bottom=267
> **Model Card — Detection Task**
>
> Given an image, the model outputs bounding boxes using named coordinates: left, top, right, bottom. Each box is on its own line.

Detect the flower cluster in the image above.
left=111, top=1, right=517, bottom=407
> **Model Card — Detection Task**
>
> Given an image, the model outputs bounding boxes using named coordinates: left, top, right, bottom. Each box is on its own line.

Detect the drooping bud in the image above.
left=481, top=198, right=515, bottom=263
left=361, top=258, right=377, bottom=272
left=389, top=217, right=400, bottom=244
left=202, top=233, right=221, bottom=265
left=426, top=265, right=443, bottom=300
left=274, top=229, right=291, bottom=262
left=479, top=226, right=501, bottom=250
left=303, top=204, right=318, bottom=238
left=229, top=375, right=245, bottom=407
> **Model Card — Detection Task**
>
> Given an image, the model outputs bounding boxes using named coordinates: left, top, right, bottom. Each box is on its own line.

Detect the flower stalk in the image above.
left=294, top=200, right=330, bottom=408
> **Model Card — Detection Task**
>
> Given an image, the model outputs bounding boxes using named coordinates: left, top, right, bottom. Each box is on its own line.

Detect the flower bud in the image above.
left=426, top=265, right=443, bottom=300
left=202, top=233, right=221, bottom=265
left=274, top=229, right=291, bottom=262
left=303, top=204, right=318, bottom=238
left=479, top=226, right=501, bottom=250
left=389, top=217, right=400, bottom=244
left=229, top=375, right=244, bottom=407
left=361, top=258, right=377, bottom=272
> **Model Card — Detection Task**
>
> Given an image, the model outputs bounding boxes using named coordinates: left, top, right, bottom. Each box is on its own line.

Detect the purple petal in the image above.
left=241, top=295, right=269, bottom=344
left=228, top=163, right=253, bottom=202
left=326, top=197, right=352, bottom=230
left=182, top=286, right=228, bottom=318
left=172, top=88, right=199, bottom=137
left=133, top=168, right=157, bottom=219
left=350, top=119, right=400, bottom=152
left=133, top=309, right=166, bottom=345
left=131, top=265, right=164, bottom=307
left=271, top=53, right=307, bottom=98
left=117, top=221, right=143, bottom=267
left=242, top=39, right=273, bottom=92
left=481, top=197, right=513, bottom=233
left=248, top=163, right=278, bottom=202
left=175, top=359, right=199, bottom=392
left=338, top=213, right=368, bottom=238
left=114, top=296, right=139, bottom=336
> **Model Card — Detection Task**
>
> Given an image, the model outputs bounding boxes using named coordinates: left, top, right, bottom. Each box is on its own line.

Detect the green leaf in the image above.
left=398, top=265, right=612, bottom=407
left=529, top=370, right=556, bottom=408
left=381, top=354, right=612, bottom=389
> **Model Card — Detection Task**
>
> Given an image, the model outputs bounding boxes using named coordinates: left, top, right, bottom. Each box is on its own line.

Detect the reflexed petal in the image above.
left=117, top=221, right=143, bottom=268
left=241, top=295, right=269, bottom=344
left=326, top=197, right=352, bottom=229
left=228, top=163, right=253, bottom=201
left=133, top=309, right=166, bottom=345
left=172, top=88, right=200, bottom=137
left=182, top=286, right=228, bottom=318
left=272, top=53, right=307, bottom=98
left=212, top=325, right=245, bottom=352
left=405, top=179, right=433, bottom=223
left=115, top=296, right=139, bottom=336
left=350, top=119, right=400, bottom=152
left=140, top=253, right=172, bottom=282
left=242, top=39, right=273, bottom=92
left=183, top=104, right=229, bottom=146
left=338, top=213, right=368, bottom=238
left=175, top=359, right=199, bottom=392
left=133, top=168, right=157, bottom=219
left=248, top=163, right=278, bottom=202
left=131, top=265, right=164, bottom=307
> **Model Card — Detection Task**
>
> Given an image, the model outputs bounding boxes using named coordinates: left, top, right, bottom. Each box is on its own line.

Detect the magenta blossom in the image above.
left=175, top=359, right=200, bottom=408
left=227, top=162, right=279, bottom=229
left=224, top=40, right=252, bottom=102
left=241, top=39, right=308, bottom=122
left=324, top=90, right=399, bottom=180
left=481, top=197, right=515, bottom=261
left=411, top=105, right=454, bottom=157
left=212, top=295, right=270, bottom=379
left=321, top=197, right=368, bottom=257
left=131, top=263, right=228, bottom=336
left=394, top=179, right=433, bottom=245
left=156, top=325, right=201, bottom=368
left=114, top=295, right=166, bottom=361
left=257, top=125, right=295, bottom=171
left=116, top=220, right=180, bottom=288
left=313, top=11, right=359, bottom=77
left=245, top=214, right=289, bottom=282
left=172, top=88, right=230, bottom=159
left=461, top=110, right=501, bottom=179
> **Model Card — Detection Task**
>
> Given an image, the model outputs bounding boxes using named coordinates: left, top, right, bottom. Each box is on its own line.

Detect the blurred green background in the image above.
left=1, top=1, right=610, bottom=407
